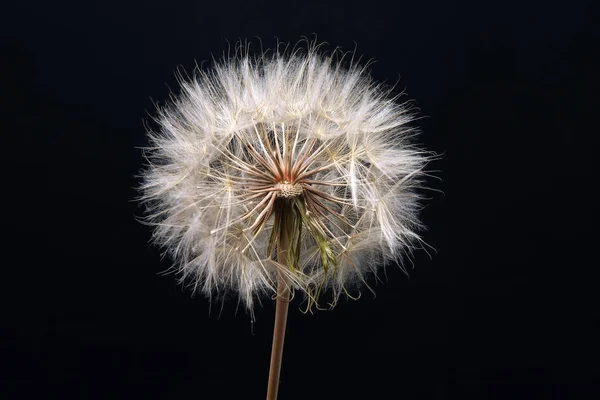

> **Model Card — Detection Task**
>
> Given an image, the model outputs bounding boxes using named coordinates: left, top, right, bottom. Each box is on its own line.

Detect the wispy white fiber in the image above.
left=138, top=39, right=433, bottom=313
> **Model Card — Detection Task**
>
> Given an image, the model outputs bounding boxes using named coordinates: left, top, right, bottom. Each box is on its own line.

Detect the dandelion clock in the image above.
left=138, top=40, right=433, bottom=399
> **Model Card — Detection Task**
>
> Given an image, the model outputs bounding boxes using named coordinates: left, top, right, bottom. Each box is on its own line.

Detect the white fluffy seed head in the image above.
left=138, top=39, right=433, bottom=314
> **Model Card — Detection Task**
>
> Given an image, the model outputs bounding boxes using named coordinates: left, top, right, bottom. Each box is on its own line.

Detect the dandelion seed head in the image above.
left=138, top=39, right=433, bottom=313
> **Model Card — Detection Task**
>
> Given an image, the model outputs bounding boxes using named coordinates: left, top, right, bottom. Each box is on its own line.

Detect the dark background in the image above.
left=2, top=0, right=598, bottom=398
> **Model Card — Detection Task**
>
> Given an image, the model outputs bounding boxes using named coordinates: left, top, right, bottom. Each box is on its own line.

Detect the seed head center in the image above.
left=275, top=181, right=303, bottom=198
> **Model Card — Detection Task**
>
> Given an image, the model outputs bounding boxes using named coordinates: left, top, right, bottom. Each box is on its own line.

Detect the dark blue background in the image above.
left=2, top=0, right=598, bottom=398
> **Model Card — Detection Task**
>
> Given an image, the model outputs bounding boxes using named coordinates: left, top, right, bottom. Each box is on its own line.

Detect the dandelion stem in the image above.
left=266, top=206, right=291, bottom=400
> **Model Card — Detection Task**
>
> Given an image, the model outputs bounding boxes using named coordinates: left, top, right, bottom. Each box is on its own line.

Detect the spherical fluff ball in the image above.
left=139, top=42, right=432, bottom=313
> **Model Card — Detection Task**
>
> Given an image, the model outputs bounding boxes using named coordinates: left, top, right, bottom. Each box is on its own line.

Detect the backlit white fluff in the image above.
left=139, top=41, right=432, bottom=313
